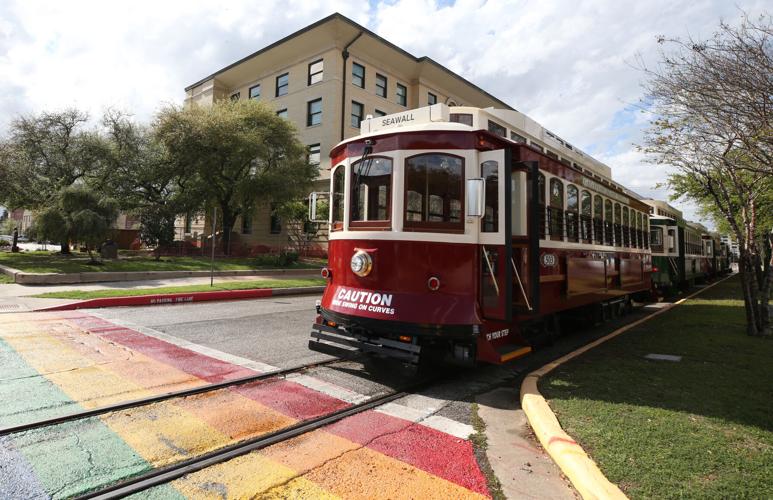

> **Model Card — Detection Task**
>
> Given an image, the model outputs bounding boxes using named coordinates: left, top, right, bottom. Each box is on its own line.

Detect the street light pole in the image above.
left=210, top=206, right=217, bottom=287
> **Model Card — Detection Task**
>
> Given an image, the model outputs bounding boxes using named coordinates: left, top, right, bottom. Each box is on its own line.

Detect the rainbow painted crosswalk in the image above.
left=0, top=311, right=490, bottom=499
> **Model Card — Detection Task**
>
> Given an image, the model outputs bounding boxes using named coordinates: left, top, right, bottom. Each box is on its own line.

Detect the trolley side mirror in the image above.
left=466, top=178, right=485, bottom=218
left=308, top=192, right=330, bottom=223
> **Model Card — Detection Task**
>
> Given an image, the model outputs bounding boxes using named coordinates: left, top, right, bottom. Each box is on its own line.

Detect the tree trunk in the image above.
left=60, top=239, right=70, bottom=255
left=759, top=233, right=773, bottom=335
left=220, top=205, right=237, bottom=256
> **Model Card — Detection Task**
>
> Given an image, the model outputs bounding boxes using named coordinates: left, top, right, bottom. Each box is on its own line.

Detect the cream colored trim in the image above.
left=539, top=240, right=650, bottom=254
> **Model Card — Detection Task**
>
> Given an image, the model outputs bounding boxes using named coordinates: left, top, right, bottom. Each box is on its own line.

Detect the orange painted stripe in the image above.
left=500, top=346, right=532, bottom=362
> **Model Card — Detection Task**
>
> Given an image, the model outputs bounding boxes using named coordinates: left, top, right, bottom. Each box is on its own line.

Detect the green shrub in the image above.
left=252, top=251, right=299, bottom=267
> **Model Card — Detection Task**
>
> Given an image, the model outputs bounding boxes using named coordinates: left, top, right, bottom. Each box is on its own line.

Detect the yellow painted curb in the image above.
left=520, top=274, right=734, bottom=500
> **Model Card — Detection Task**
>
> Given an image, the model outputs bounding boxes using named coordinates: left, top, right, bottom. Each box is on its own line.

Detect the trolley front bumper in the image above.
left=309, top=323, right=421, bottom=364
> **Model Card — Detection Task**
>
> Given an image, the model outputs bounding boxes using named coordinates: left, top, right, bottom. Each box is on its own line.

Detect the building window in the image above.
left=481, top=160, right=498, bottom=232
left=530, top=142, right=544, bottom=153
left=487, top=120, right=506, bottom=137
left=546, top=150, right=559, bottom=160
left=375, top=74, right=387, bottom=98
left=270, top=204, right=281, bottom=234
left=396, top=83, right=407, bottom=106
left=307, top=98, right=322, bottom=126
left=249, top=84, right=261, bottom=100
left=510, top=131, right=527, bottom=143
left=230, top=92, right=240, bottom=101
left=352, top=62, right=365, bottom=88
left=307, top=59, right=323, bottom=85
left=275, top=73, right=289, bottom=97
left=350, top=157, right=392, bottom=227
left=307, top=144, right=321, bottom=165
left=428, top=92, right=437, bottom=105
left=241, top=212, right=252, bottom=234
left=276, top=108, right=288, bottom=119
left=404, top=153, right=464, bottom=232
left=450, top=113, right=473, bottom=126
left=375, top=109, right=386, bottom=117
left=351, top=101, right=364, bottom=128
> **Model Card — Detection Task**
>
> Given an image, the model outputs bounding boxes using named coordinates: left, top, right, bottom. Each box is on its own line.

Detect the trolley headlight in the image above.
left=350, top=250, right=373, bottom=277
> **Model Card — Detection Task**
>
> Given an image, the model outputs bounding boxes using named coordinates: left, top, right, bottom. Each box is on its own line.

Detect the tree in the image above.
left=640, top=12, right=772, bottom=336
left=137, top=205, right=177, bottom=260
left=277, top=199, right=325, bottom=256
left=0, top=109, right=102, bottom=253
left=93, top=111, right=192, bottom=258
left=154, top=99, right=318, bottom=254
left=37, top=186, right=118, bottom=263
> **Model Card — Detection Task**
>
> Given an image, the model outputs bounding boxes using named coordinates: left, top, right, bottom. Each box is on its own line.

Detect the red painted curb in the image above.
left=34, top=287, right=322, bottom=312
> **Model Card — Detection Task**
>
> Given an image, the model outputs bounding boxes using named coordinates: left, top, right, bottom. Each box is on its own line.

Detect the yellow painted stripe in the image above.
left=173, top=452, right=340, bottom=499
left=175, top=428, right=486, bottom=499
left=500, top=346, right=532, bottom=363
left=0, top=317, right=209, bottom=407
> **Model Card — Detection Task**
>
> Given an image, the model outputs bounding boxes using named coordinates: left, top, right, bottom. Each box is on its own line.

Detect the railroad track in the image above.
left=74, top=375, right=438, bottom=499
left=0, top=358, right=344, bottom=437
left=3, top=351, right=441, bottom=499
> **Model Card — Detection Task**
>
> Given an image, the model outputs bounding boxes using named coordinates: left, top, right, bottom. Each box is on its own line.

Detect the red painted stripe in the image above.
left=35, top=288, right=275, bottom=311
left=327, top=410, right=490, bottom=496
left=67, top=314, right=349, bottom=419
left=63, top=315, right=257, bottom=383
left=232, top=380, right=350, bottom=421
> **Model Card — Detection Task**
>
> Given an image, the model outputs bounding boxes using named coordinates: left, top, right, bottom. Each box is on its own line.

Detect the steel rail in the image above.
left=0, top=358, right=343, bottom=436
left=74, top=376, right=437, bottom=500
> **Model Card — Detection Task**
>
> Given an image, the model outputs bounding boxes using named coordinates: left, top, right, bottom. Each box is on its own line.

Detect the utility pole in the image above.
left=210, top=207, right=217, bottom=287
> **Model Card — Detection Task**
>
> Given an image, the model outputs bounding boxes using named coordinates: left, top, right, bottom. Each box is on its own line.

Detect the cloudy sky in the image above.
left=0, top=0, right=766, bottom=223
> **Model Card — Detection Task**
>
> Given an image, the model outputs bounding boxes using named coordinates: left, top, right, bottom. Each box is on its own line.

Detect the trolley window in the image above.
left=622, top=207, right=630, bottom=247
left=331, top=165, right=345, bottom=231
left=482, top=160, right=499, bottom=232
left=581, top=190, right=592, bottom=243
left=350, top=157, right=392, bottom=229
left=566, top=184, right=579, bottom=242
left=593, top=194, right=603, bottom=244
left=548, top=178, right=564, bottom=240
left=651, top=226, right=664, bottom=253
left=537, top=173, right=546, bottom=239
left=604, top=199, right=613, bottom=246
left=404, top=153, right=464, bottom=232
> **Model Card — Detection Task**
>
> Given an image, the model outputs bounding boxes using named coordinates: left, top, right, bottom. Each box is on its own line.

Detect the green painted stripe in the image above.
left=0, top=338, right=180, bottom=498
left=0, top=337, right=75, bottom=428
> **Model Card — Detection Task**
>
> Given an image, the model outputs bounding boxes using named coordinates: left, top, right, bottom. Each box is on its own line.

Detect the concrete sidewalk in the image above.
left=0, top=273, right=319, bottom=313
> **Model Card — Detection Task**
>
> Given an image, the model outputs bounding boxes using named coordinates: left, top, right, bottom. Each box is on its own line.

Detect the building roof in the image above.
left=184, top=12, right=515, bottom=111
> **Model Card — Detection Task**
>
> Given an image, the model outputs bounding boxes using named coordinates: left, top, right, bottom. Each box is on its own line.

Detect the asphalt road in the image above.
left=90, top=294, right=663, bottom=421
left=92, top=295, right=328, bottom=369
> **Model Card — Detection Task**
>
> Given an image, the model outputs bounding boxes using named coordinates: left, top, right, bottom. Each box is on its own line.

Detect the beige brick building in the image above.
left=181, top=12, right=513, bottom=252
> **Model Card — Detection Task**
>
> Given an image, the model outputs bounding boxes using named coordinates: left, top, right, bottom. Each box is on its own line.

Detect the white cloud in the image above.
left=0, top=0, right=766, bottom=225
left=0, top=0, right=367, bottom=129
left=371, top=0, right=766, bottom=224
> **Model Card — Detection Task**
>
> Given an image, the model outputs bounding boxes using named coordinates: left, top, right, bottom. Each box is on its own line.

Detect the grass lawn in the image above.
left=31, top=278, right=326, bottom=299
left=0, top=251, right=321, bottom=274
left=541, top=275, right=772, bottom=499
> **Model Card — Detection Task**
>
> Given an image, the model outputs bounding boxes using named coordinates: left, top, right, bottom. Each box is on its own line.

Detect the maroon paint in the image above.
left=322, top=239, right=480, bottom=325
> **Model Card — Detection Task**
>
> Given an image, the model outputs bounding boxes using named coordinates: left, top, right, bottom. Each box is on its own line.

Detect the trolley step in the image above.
left=496, top=344, right=532, bottom=363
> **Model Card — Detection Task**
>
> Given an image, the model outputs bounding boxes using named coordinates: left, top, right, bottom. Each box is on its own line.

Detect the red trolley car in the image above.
left=310, top=105, right=652, bottom=366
